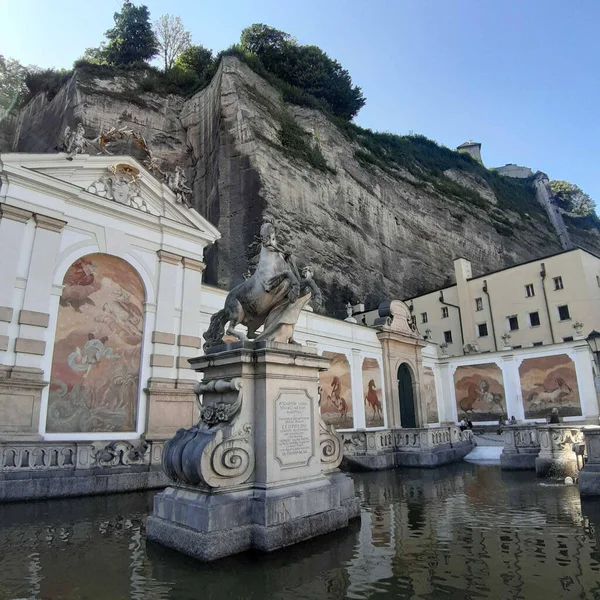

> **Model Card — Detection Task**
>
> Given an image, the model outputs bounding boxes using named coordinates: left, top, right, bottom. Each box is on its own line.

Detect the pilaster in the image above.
left=0, top=205, right=34, bottom=366
left=572, top=344, right=600, bottom=421
left=350, top=348, right=366, bottom=430
left=15, top=214, right=66, bottom=373
left=501, top=355, right=525, bottom=422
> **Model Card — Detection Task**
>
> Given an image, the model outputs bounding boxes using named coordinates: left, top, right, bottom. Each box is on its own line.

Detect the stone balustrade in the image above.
left=501, top=424, right=586, bottom=478
left=578, top=427, right=600, bottom=497
left=500, top=425, right=541, bottom=470
left=341, top=426, right=474, bottom=471
left=0, top=439, right=168, bottom=502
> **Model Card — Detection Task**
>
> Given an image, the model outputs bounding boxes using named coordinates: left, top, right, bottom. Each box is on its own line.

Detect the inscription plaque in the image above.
left=274, top=390, right=314, bottom=468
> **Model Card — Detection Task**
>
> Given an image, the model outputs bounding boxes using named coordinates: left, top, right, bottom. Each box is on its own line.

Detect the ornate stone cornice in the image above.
left=157, top=250, right=183, bottom=265
left=0, top=204, right=33, bottom=223
left=34, top=214, right=67, bottom=232
left=182, top=257, right=206, bottom=272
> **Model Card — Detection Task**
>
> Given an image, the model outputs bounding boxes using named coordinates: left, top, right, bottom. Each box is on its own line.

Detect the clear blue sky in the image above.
left=2, top=0, right=599, bottom=203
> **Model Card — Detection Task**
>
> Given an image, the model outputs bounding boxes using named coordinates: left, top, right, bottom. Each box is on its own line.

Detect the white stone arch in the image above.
left=393, top=358, right=421, bottom=428
left=40, top=248, right=155, bottom=441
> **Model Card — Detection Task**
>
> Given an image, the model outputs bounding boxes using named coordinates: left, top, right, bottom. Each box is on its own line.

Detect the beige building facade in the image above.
left=368, top=248, right=600, bottom=358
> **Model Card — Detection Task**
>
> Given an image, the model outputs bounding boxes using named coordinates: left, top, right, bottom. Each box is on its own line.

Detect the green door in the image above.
left=398, top=363, right=417, bottom=428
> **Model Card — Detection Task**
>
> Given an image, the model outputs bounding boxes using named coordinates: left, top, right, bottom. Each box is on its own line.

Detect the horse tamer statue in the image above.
left=203, top=221, right=321, bottom=350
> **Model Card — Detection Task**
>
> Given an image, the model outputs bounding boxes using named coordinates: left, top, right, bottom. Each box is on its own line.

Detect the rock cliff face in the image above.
left=4, top=57, right=599, bottom=314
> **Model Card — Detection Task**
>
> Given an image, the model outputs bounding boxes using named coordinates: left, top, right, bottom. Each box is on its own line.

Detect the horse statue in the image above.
left=203, top=221, right=321, bottom=350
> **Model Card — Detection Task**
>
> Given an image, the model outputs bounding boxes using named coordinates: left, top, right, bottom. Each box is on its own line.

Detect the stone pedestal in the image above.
left=500, top=426, right=540, bottom=470
left=579, top=427, right=600, bottom=497
left=146, top=341, right=360, bottom=561
left=535, top=425, right=584, bottom=478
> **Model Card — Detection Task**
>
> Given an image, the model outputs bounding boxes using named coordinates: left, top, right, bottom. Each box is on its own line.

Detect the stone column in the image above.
left=14, top=214, right=66, bottom=371
left=0, top=211, right=64, bottom=441
left=501, top=355, right=525, bottom=422
left=176, top=258, right=205, bottom=387
left=145, top=256, right=205, bottom=440
left=0, top=205, right=33, bottom=360
left=572, top=344, right=600, bottom=423
left=436, top=361, right=455, bottom=425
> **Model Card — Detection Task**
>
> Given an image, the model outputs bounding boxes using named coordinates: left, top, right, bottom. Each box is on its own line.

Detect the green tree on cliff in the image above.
left=550, top=180, right=596, bottom=217
left=240, top=24, right=365, bottom=120
left=175, top=45, right=215, bottom=84
left=103, top=1, right=158, bottom=65
left=0, top=56, right=27, bottom=113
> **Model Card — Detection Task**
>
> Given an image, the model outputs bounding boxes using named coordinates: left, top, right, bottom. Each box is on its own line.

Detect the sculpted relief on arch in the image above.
left=46, top=253, right=145, bottom=433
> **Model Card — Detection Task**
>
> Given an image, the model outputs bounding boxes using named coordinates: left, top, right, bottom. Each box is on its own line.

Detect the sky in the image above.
left=1, top=0, right=599, bottom=202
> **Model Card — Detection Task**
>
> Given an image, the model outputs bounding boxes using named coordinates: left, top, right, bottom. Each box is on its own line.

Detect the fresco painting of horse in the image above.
left=47, top=254, right=145, bottom=433
left=454, top=363, right=507, bottom=422
left=519, top=354, right=581, bottom=419
left=423, top=367, right=439, bottom=424
left=362, top=358, right=384, bottom=428
left=319, top=352, right=354, bottom=429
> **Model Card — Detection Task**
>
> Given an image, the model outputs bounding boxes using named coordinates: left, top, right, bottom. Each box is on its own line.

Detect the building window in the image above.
left=597, top=275, right=600, bottom=288
left=421, top=312, right=428, bottom=324
left=558, top=304, right=570, bottom=321
left=508, top=315, right=519, bottom=331
left=563, top=336, right=574, bottom=342
left=444, top=330, right=453, bottom=344
left=512, top=345, right=522, bottom=349
left=525, top=283, right=535, bottom=297
left=532, top=341, right=543, bottom=347
left=554, top=276, right=564, bottom=290
left=441, top=307, right=449, bottom=319
left=529, top=311, right=540, bottom=327
left=477, top=323, right=488, bottom=337
left=475, top=297, right=483, bottom=311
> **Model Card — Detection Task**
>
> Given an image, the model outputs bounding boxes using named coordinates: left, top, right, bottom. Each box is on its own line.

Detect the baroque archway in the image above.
left=398, top=363, right=417, bottom=428
left=46, top=253, right=145, bottom=433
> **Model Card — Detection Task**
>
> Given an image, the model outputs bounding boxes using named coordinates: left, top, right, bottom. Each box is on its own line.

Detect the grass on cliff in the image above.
left=338, top=122, right=541, bottom=220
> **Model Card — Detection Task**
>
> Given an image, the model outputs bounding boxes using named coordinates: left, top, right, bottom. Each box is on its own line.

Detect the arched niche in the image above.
left=397, top=362, right=417, bottom=428
left=46, top=253, right=145, bottom=433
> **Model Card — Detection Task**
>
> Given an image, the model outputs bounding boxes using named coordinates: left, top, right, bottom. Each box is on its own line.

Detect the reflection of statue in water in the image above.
left=203, top=221, right=322, bottom=349
left=167, top=166, right=193, bottom=207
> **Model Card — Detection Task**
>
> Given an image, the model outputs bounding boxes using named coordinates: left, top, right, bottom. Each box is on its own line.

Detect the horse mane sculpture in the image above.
left=203, top=221, right=322, bottom=350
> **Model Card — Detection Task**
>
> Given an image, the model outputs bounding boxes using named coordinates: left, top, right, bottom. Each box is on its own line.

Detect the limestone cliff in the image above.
left=4, top=57, right=599, bottom=314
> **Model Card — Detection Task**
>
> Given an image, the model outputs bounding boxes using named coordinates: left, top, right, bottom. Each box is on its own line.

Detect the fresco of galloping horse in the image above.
left=519, top=354, right=581, bottom=419
left=454, top=363, right=507, bottom=422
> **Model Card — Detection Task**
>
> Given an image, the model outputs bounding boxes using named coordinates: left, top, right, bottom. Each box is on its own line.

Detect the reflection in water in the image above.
left=1, top=464, right=600, bottom=599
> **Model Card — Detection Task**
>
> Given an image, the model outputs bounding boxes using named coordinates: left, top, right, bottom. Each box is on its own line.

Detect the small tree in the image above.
left=175, top=45, right=215, bottom=84
left=104, top=1, right=158, bottom=66
left=550, top=180, right=596, bottom=217
left=0, top=56, right=29, bottom=112
left=154, top=14, right=191, bottom=72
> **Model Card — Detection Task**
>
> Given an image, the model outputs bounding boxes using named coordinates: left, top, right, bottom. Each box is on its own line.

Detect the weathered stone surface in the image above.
left=6, top=57, right=600, bottom=314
